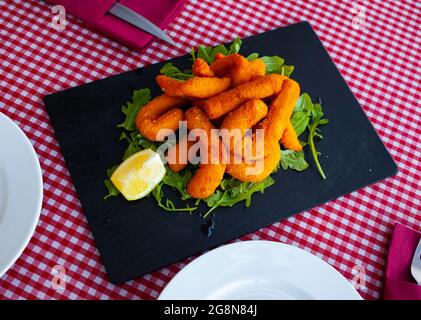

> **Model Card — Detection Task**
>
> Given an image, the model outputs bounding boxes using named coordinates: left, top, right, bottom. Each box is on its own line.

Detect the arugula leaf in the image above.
left=260, top=56, right=294, bottom=76
left=119, top=132, right=141, bottom=160
left=203, top=176, right=275, bottom=217
left=190, top=47, right=196, bottom=61
left=308, top=117, right=329, bottom=179
left=197, top=46, right=213, bottom=63
left=160, top=63, right=193, bottom=80
left=294, top=93, right=312, bottom=112
left=227, top=37, right=242, bottom=55
left=193, top=37, right=242, bottom=64
left=291, top=111, right=310, bottom=136
left=279, top=65, right=295, bottom=77
left=211, top=44, right=228, bottom=59
left=261, top=56, right=284, bottom=73
left=132, top=132, right=158, bottom=151
left=286, top=93, right=329, bottom=178
left=246, top=53, right=259, bottom=61
left=311, top=101, right=324, bottom=120
left=104, top=180, right=119, bottom=199
left=117, top=88, right=151, bottom=131
left=119, top=132, right=157, bottom=160
left=104, top=165, right=119, bottom=199
left=291, top=93, right=324, bottom=136
left=162, top=169, right=192, bottom=200
left=291, top=94, right=313, bottom=136
left=122, top=141, right=140, bottom=160
left=291, top=93, right=329, bottom=178
left=152, top=183, right=197, bottom=213
left=280, top=150, right=309, bottom=171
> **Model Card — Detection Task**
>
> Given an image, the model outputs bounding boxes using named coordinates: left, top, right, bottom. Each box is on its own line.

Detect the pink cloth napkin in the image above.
left=384, top=223, right=421, bottom=300
left=44, top=0, right=187, bottom=50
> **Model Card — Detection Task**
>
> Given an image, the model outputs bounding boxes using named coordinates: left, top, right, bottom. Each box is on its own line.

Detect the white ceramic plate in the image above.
left=159, top=240, right=362, bottom=300
left=0, top=112, right=43, bottom=278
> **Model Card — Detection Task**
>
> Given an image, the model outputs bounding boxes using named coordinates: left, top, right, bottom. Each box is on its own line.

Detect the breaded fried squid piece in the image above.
left=185, top=107, right=226, bottom=199
left=281, top=122, right=302, bottom=151
left=265, top=78, right=301, bottom=140
left=249, top=58, right=266, bottom=79
left=226, top=140, right=281, bottom=182
left=226, top=78, right=300, bottom=182
left=135, top=94, right=186, bottom=141
left=251, top=78, right=301, bottom=157
left=220, top=99, right=268, bottom=156
left=210, top=54, right=265, bottom=87
left=202, top=74, right=286, bottom=119
left=210, top=54, right=249, bottom=87
left=193, top=58, right=215, bottom=77
left=156, top=75, right=231, bottom=99
left=166, top=137, right=195, bottom=172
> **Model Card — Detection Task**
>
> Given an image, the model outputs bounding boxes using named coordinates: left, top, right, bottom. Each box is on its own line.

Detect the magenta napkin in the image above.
left=44, top=0, right=187, bottom=50
left=384, top=223, right=421, bottom=300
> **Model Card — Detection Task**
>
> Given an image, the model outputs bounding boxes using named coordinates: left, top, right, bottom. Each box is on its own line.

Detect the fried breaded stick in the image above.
left=193, top=58, right=215, bottom=77
left=210, top=54, right=250, bottom=87
left=280, top=122, right=302, bottom=151
left=166, top=137, right=195, bottom=172
left=226, top=140, right=280, bottom=182
left=244, top=78, right=301, bottom=159
left=135, top=94, right=186, bottom=141
left=210, top=54, right=244, bottom=76
left=185, top=107, right=226, bottom=199
left=202, top=74, right=286, bottom=119
left=220, top=99, right=268, bottom=156
left=156, top=75, right=231, bottom=99
left=210, top=54, right=265, bottom=87
left=249, top=58, right=266, bottom=79
left=220, top=99, right=268, bottom=132
left=225, top=79, right=300, bottom=182
left=265, top=78, right=300, bottom=141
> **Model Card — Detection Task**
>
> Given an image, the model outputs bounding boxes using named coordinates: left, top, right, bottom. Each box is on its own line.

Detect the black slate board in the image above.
left=44, top=22, right=397, bottom=284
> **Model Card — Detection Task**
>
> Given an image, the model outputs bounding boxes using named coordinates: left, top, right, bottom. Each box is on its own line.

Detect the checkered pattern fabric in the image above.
left=0, top=0, right=420, bottom=300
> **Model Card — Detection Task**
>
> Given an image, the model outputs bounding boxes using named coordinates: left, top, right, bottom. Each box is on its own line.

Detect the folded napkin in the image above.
left=44, top=0, right=187, bottom=50
left=384, top=223, right=421, bottom=300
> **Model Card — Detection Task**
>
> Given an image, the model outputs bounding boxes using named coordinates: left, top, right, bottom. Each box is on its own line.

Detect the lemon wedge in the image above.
left=111, top=149, right=166, bottom=201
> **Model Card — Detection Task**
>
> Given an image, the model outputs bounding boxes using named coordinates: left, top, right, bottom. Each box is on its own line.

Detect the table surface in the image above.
left=0, top=0, right=420, bottom=300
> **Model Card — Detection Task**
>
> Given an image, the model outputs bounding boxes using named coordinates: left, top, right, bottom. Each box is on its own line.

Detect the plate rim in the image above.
left=158, top=240, right=362, bottom=300
left=0, top=112, right=43, bottom=278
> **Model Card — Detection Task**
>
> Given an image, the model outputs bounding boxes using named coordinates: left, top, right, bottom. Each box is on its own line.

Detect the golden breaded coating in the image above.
left=241, top=79, right=300, bottom=160
left=230, top=57, right=253, bottom=87
left=221, top=99, right=268, bottom=131
left=193, top=58, right=215, bottom=77
left=225, top=79, right=300, bottom=182
left=156, top=75, right=231, bottom=99
left=135, top=94, right=186, bottom=141
left=214, top=53, right=225, bottom=60
left=265, top=78, right=300, bottom=141
left=166, top=137, right=195, bottom=172
left=220, top=99, right=268, bottom=155
left=239, top=119, right=271, bottom=160
left=210, top=54, right=263, bottom=87
left=249, top=59, right=266, bottom=79
left=210, top=54, right=243, bottom=76
left=281, top=122, right=302, bottom=151
left=226, top=140, right=280, bottom=182
left=203, top=74, right=286, bottom=119
left=187, top=163, right=226, bottom=199
left=185, top=107, right=226, bottom=198
left=185, top=106, right=215, bottom=132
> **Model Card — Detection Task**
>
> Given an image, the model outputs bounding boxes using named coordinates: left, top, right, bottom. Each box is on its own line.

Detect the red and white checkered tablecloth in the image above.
left=0, top=0, right=420, bottom=300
